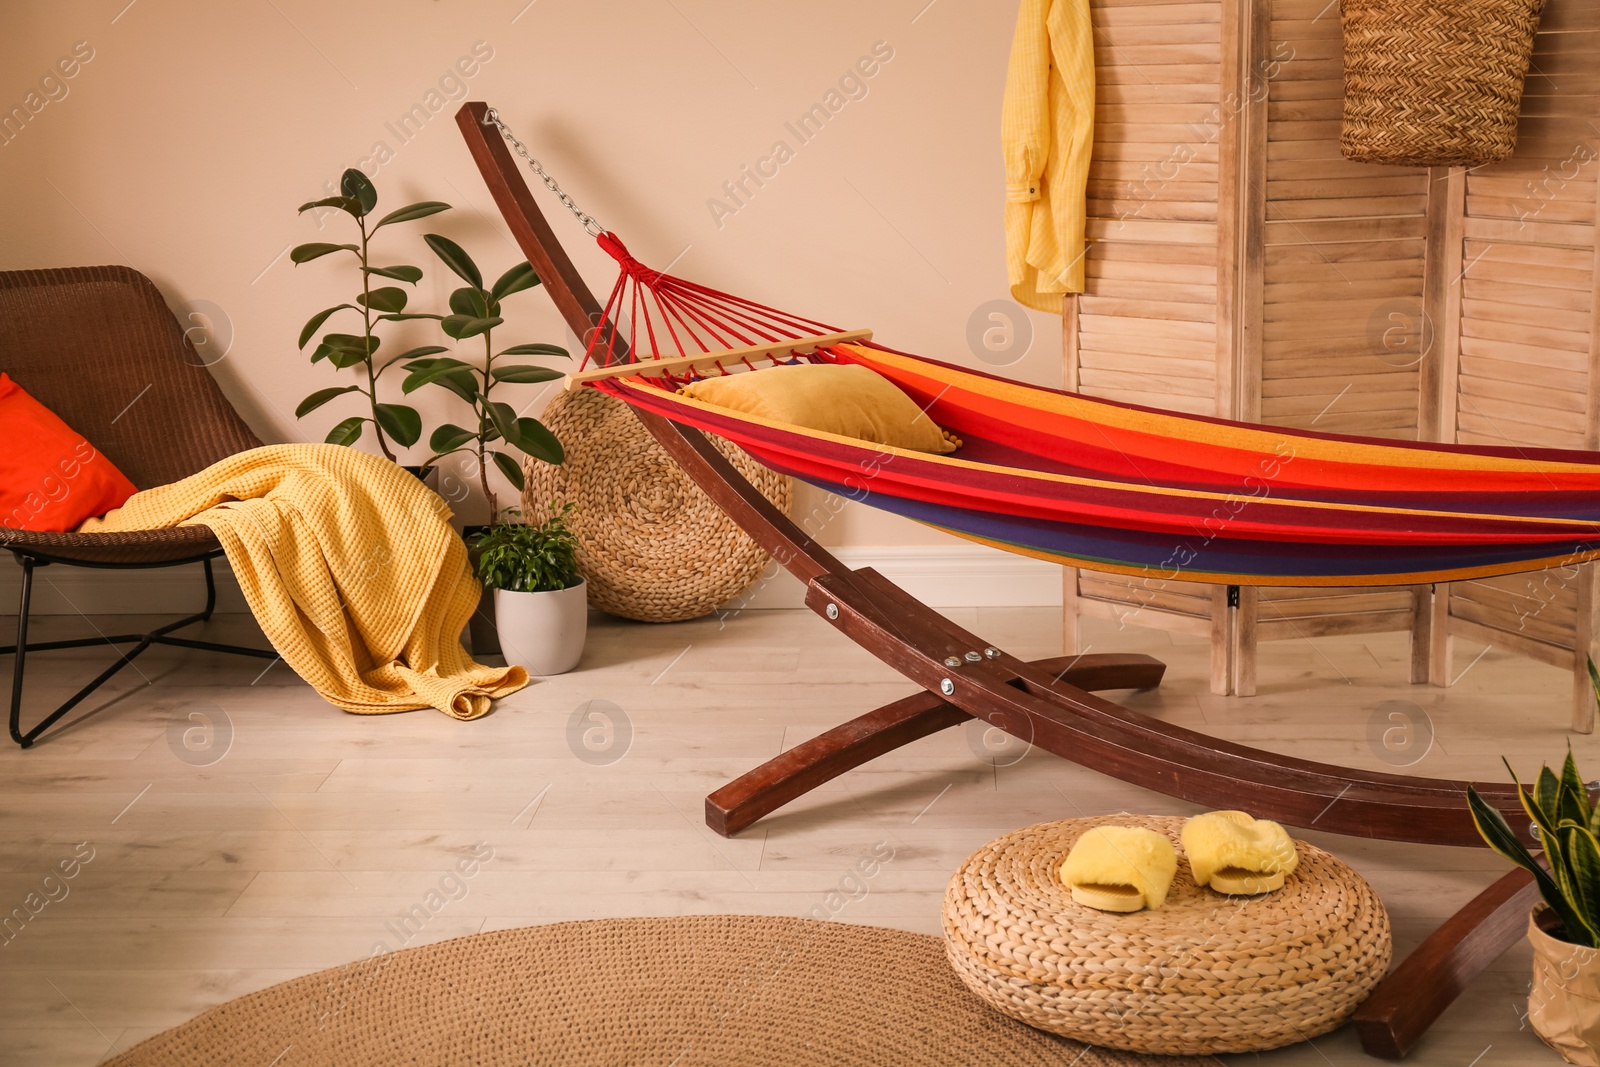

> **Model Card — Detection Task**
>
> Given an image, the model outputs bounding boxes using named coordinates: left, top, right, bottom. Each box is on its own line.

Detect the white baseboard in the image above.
left=716, top=544, right=1063, bottom=612
left=0, top=556, right=251, bottom=617
left=0, top=544, right=1061, bottom=617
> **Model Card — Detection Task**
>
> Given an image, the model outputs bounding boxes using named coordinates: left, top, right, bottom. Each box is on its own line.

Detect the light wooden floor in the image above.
left=1, top=601, right=1591, bottom=1066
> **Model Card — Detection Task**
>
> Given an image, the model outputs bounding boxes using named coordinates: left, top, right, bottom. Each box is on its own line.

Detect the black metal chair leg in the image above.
left=8, top=557, right=37, bottom=747
left=4, top=554, right=275, bottom=749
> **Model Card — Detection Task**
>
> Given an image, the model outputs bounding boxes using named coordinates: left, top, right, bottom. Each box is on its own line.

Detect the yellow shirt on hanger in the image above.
left=1002, top=0, right=1095, bottom=313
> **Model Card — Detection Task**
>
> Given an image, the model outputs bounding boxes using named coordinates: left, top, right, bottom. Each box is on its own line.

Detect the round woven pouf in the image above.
left=942, top=815, right=1391, bottom=1056
left=524, top=388, right=791, bottom=623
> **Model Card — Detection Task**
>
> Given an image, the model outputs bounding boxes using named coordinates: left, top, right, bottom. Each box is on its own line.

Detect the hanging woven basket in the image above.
left=1339, top=0, right=1548, bottom=168
left=523, top=388, right=792, bottom=623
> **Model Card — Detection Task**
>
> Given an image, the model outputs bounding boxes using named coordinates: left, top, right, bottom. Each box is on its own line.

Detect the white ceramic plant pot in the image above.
left=493, top=579, right=587, bottom=676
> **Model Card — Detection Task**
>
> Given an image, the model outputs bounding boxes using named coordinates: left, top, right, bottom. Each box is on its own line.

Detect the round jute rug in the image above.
left=105, top=915, right=1226, bottom=1066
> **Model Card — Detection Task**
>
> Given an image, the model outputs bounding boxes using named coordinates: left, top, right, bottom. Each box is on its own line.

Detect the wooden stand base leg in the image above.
left=1353, top=869, right=1537, bottom=1059
left=705, top=653, right=1165, bottom=838
left=1409, top=584, right=1432, bottom=685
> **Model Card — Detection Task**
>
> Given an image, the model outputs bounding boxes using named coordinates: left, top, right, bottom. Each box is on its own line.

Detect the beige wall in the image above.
left=0, top=0, right=1060, bottom=541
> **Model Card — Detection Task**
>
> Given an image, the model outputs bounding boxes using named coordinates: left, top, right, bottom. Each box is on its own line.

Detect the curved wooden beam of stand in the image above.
left=706, top=652, right=1166, bottom=837
left=1353, top=869, right=1538, bottom=1059
left=454, top=100, right=1539, bottom=1056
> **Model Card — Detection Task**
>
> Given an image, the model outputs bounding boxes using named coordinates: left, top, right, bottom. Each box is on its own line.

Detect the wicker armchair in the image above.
left=0, top=265, right=276, bottom=748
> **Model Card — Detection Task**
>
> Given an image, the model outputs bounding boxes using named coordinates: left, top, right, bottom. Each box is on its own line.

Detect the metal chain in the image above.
left=482, top=107, right=607, bottom=237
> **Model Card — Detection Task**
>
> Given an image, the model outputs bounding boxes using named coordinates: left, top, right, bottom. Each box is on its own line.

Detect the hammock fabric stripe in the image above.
left=598, top=373, right=1600, bottom=587
left=576, top=234, right=1600, bottom=588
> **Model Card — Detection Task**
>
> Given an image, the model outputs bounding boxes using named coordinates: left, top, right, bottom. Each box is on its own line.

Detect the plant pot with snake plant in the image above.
left=472, top=504, right=585, bottom=676
left=1469, top=743, right=1600, bottom=1065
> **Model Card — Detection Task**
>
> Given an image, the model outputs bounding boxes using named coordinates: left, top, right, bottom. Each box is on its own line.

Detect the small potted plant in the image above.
left=1469, top=745, right=1600, bottom=1065
left=291, top=168, right=451, bottom=477
left=472, top=505, right=585, bottom=675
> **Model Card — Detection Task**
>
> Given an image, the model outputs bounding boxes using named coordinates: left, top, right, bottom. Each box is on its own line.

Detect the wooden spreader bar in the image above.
left=563, top=330, right=874, bottom=391
left=456, top=100, right=1539, bottom=1061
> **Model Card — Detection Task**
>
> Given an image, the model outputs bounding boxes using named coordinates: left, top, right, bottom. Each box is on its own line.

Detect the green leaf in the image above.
left=376, top=313, right=444, bottom=323
left=298, top=195, right=363, bottom=216
left=492, top=450, right=525, bottom=491
left=295, top=386, right=360, bottom=418
left=291, top=242, right=358, bottom=265
left=299, top=305, right=356, bottom=350
left=403, top=357, right=476, bottom=394
left=450, top=287, right=489, bottom=318
left=1561, top=742, right=1592, bottom=830
left=325, top=416, right=365, bottom=447
left=372, top=201, right=451, bottom=230
left=513, top=417, right=564, bottom=464
left=1510, top=758, right=1561, bottom=847
left=404, top=355, right=472, bottom=372
left=498, top=343, right=570, bottom=358
left=1469, top=786, right=1592, bottom=944
left=391, top=345, right=451, bottom=364
left=1550, top=821, right=1592, bottom=942
left=321, top=333, right=377, bottom=369
left=429, top=424, right=477, bottom=454
left=433, top=370, right=480, bottom=403
left=357, top=286, right=408, bottom=314
left=373, top=403, right=422, bottom=447
left=341, top=169, right=378, bottom=216
left=325, top=333, right=379, bottom=355
left=364, top=264, right=424, bottom=284
left=1538, top=766, right=1563, bottom=829
left=487, top=401, right=518, bottom=443
left=424, top=233, right=482, bottom=288
left=1561, top=821, right=1600, bottom=944
left=491, top=364, right=565, bottom=384
left=490, top=261, right=540, bottom=301
left=310, top=342, right=335, bottom=365
left=441, top=314, right=502, bottom=340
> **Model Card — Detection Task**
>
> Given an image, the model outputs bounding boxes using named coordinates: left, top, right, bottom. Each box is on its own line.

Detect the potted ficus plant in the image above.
left=291, top=168, right=451, bottom=474
left=401, top=233, right=567, bottom=517
left=399, top=233, right=570, bottom=656
left=472, top=505, right=585, bottom=675
left=1469, top=744, right=1600, bottom=1065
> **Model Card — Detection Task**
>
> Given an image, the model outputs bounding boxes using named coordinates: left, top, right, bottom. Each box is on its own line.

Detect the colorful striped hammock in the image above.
left=574, top=233, right=1600, bottom=588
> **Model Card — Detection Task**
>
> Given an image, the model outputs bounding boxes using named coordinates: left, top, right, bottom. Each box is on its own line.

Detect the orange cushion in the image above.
left=0, top=373, right=138, bottom=532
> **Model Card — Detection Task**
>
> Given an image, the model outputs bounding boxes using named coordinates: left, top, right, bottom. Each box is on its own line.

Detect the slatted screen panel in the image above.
left=1247, top=0, right=1430, bottom=654
left=1080, top=0, right=1224, bottom=416
left=1067, top=0, right=1230, bottom=651
left=1432, top=0, right=1600, bottom=714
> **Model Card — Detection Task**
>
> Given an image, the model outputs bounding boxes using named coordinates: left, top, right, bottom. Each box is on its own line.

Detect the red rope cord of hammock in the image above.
left=581, top=232, right=841, bottom=373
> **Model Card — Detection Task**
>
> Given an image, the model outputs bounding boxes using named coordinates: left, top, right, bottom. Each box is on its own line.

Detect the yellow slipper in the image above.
left=1181, top=810, right=1300, bottom=895
left=1059, top=826, right=1178, bottom=912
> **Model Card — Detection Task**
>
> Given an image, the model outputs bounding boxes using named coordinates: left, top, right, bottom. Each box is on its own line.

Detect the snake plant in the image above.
left=1468, top=743, right=1600, bottom=947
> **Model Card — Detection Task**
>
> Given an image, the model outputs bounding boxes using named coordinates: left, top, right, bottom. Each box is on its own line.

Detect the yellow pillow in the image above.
left=679, top=363, right=959, bottom=454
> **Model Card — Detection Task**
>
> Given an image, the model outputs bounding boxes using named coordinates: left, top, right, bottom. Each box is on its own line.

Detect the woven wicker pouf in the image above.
left=943, top=815, right=1391, bottom=1056
left=524, top=388, right=792, bottom=623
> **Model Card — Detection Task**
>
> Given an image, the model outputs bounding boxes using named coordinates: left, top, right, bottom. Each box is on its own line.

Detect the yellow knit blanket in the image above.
left=79, top=444, right=528, bottom=719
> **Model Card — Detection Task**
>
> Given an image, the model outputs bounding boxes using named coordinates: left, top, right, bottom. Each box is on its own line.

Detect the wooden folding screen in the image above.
left=1064, top=0, right=1431, bottom=696
left=1421, top=2, right=1600, bottom=732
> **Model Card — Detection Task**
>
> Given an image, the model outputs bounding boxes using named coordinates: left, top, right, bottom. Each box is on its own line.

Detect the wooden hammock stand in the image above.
left=458, top=100, right=1543, bottom=1060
